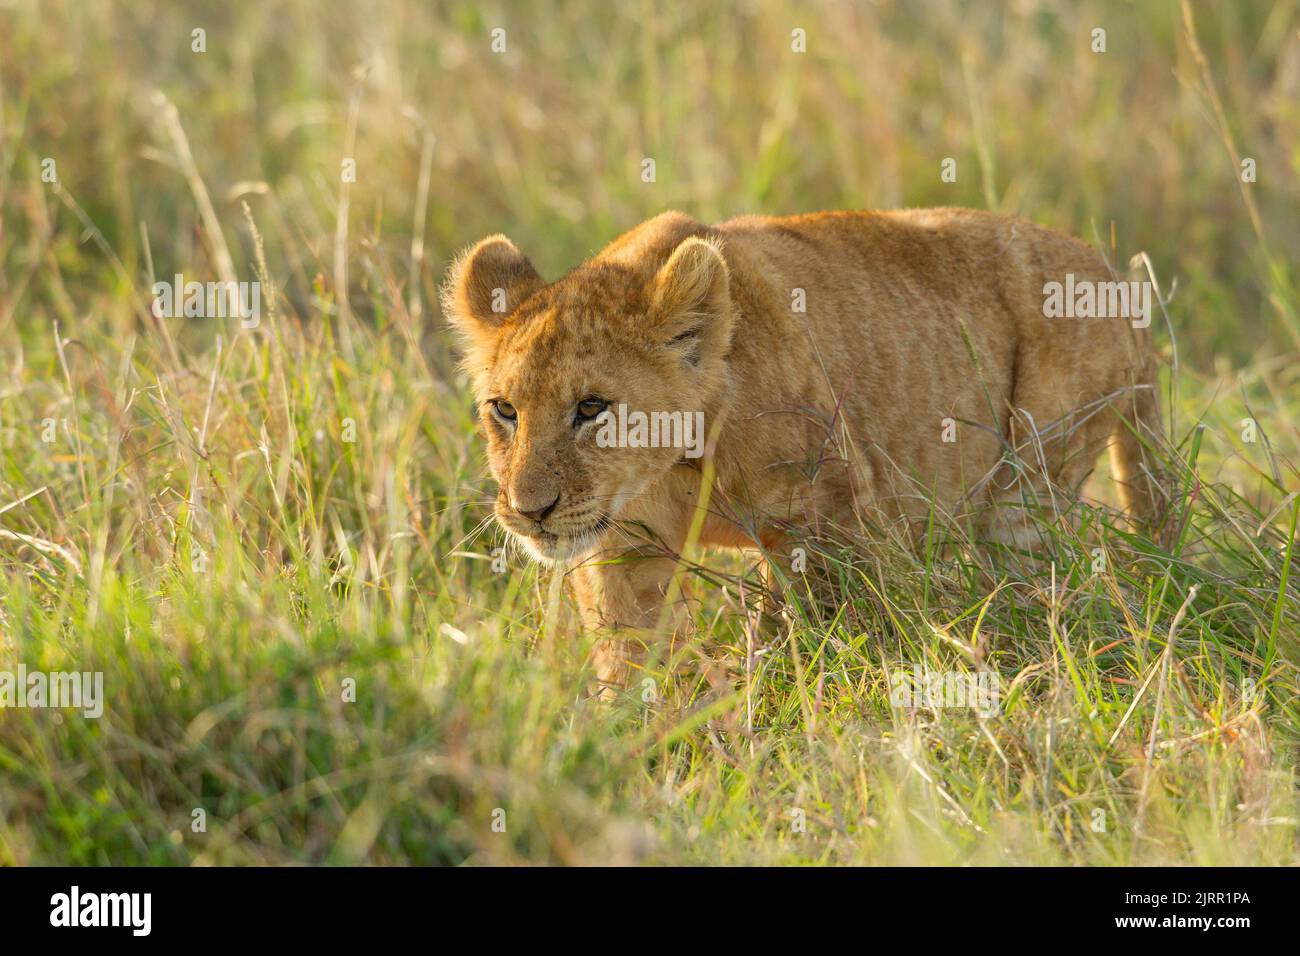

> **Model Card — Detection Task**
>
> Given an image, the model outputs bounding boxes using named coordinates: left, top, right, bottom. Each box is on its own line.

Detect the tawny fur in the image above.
left=442, top=209, right=1163, bottom=696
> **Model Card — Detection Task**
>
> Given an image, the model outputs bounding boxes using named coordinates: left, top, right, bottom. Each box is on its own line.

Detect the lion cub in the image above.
left=443, top=209, right=1162, bottom=695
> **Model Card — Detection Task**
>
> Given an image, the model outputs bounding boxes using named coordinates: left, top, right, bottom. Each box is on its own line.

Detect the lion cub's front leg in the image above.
left=567, top=545, right=687, bottom=700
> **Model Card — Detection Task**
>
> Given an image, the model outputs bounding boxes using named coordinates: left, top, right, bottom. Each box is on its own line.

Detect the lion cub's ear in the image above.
left=648, top=236, right=733, bottom=366
left=441, top=235, right=545, bottom=352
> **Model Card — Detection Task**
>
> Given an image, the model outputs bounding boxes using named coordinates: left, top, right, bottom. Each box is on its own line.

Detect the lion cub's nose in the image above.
left=513, top=493, right=560, bottom=523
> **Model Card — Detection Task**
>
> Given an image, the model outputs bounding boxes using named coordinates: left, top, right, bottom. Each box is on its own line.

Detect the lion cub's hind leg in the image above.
left=981, top=352, right=1139, bottom=567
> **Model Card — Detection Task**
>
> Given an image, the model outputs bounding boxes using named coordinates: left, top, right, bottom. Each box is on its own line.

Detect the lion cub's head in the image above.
left=442, top=227, right=734, bottom=563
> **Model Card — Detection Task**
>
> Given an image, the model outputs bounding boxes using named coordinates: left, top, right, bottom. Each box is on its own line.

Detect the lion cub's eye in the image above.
left=490, top=400, right=517, bottom=423
left=574, top=398, right=609, bottom=424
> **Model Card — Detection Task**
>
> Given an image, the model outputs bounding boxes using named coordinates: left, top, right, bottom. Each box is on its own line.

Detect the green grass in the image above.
left=0, top=0, right=1298, bottom=865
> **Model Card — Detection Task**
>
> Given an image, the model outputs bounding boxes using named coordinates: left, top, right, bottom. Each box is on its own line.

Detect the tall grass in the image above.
left=0, top=0, right=1297, bottom=864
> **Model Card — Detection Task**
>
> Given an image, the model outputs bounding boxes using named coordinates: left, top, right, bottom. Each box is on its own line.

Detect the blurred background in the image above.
left=2, top=0, right=1297, bottom=362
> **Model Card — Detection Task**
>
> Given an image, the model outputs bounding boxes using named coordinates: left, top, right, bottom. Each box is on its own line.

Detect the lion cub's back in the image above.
left=715, top=208, right=1153, bottom=514
left=719, top=206, right=1146, bottom=398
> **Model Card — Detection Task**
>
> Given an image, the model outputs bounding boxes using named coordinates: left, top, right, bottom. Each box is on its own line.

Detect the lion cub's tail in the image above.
left=1108, top=354, right=1167, bottom=530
